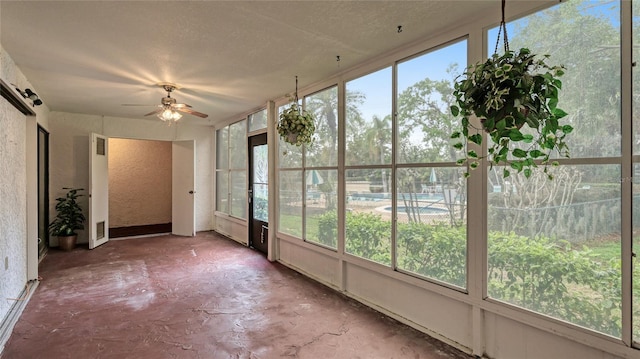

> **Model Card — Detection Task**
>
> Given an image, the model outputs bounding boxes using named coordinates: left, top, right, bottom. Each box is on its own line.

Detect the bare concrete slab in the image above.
left=2, top=232, right=473, bottom=359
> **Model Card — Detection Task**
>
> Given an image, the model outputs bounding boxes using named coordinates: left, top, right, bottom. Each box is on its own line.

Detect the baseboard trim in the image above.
left=109, top=223, right=172, bottom=238
left=0, top=280, right=39, bottom=355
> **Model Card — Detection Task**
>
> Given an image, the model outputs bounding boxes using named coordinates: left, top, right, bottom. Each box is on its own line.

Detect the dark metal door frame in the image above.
left=37, top=125, right=49, bottom=258
left=248, top=133, right=268, bottom=254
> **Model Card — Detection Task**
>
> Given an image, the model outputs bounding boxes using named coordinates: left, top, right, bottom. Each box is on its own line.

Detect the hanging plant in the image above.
left=277, top=76, right=315, bottom=146
left=450, top=0, right=573, bottom=180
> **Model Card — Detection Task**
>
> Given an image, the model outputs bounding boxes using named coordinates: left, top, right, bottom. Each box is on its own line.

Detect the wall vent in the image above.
left=96, top=221, right=105, bottom=239
left=96, top=137, right=106, bottom=156
left=0, top=78, right=36, bottom=116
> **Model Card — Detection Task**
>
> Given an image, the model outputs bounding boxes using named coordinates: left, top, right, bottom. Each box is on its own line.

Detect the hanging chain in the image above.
left=294, top=75, right=299, bottom=104
left=493, top=0, right=510, bottom=54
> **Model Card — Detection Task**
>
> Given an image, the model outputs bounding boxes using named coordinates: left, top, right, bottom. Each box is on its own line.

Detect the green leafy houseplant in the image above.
left=450, top=47, right=573, bottom=179
left=49, top=187, right=86, bottom=237
left=277, top=76, right=315, bottom=146
left=277, top=102, right=315, bottom=146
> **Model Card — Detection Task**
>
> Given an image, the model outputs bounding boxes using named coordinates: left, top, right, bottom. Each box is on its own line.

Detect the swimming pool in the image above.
left=383, top=206, right=448, bottom=214
left=349, top=193, right=444, bottom=201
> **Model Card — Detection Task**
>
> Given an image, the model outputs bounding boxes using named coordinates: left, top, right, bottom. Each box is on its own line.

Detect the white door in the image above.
left=172, top=140, right=195, bottom=236
left=89, top=133, right=109, bottom=249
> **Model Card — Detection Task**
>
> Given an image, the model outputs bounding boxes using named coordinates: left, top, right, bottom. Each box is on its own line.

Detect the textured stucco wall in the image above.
left=108, top=138, right=172, bottom=227
left=49, top=112, right=214, bottom=244
left=0, top=46, right=50, bottom=326
left=0, top=92, right=27, bottom=326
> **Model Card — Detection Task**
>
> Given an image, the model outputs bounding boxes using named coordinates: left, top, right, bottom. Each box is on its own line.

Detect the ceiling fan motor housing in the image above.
left=162, top=96, right=177, bottom=106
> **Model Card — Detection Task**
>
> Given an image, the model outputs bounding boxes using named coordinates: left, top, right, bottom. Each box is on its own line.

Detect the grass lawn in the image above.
left=278, top=214, right=321, bottom=240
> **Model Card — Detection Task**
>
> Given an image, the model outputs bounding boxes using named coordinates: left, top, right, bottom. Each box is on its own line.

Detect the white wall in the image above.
left=214, top=215, right=247, bottom=245
left=48, top=112, right=214, bottom=244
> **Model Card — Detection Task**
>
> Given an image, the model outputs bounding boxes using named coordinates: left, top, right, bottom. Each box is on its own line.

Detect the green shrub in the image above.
left=319, top=210, right=391, bottom=264
left=317, top=210, right=338, bottom=247
left=488, top=232, right=621, bottom=336
left=397, top=223, right=466, bottom=287
left=344, top=212, right=391, bottom=265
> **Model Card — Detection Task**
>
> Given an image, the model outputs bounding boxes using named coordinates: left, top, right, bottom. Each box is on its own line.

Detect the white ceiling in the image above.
left=1, top=1, right=547, bottom=127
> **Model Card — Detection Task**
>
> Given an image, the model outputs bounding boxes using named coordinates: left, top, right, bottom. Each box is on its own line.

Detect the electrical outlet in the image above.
left=4, top=256, right=8, bottom=270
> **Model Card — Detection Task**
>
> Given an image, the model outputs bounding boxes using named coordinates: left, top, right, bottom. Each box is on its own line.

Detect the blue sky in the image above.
left=345, top=40, right=467, bottom=124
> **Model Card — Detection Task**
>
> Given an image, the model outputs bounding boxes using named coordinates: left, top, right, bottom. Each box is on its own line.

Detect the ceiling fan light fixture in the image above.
left=144, top=82, right=207, bottom=121
left=159, top=108, right=173, bottom=121
left=158, top=108, right=181, bottom=122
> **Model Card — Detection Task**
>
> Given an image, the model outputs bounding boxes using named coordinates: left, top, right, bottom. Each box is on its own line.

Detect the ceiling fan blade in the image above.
left=178, top=107, right=208, bottom=118
left=144, top=108, right=163, bottom=116
left=122, top=104, right=156, bottom=107
left=173, top=103, right=192, bottom=109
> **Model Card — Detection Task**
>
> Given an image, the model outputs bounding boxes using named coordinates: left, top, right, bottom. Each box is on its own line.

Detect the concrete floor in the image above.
left=2, top=232, right=474, bottom=359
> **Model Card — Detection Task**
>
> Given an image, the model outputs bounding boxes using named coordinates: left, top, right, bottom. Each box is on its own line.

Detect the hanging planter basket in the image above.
left=287, top=132, right=298, bottom=144
left=277, top=76, right=316, bottom=146
left=450, top=0, right=573, bottom=180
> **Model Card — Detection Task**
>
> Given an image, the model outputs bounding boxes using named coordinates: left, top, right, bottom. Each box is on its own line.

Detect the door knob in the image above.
left=189, top=190, right=195, bottom=194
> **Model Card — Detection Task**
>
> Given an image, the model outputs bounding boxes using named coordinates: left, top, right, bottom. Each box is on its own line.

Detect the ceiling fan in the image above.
left=144, top=82, right=208, bottom=122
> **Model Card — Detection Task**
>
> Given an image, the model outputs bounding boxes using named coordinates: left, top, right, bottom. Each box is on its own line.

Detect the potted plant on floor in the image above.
left=49, top=187, right=86, bottom=251
left=277, top=76, right=315, bottom=146
left=449, top=0, right=573, bottom=180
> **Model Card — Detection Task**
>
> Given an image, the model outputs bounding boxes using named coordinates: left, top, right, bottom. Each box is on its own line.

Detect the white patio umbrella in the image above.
left=429, top=168, right=437, bottom=183
left=306, top=170, right=324, bottom=186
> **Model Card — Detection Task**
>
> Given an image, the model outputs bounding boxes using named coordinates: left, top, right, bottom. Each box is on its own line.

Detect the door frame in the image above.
left=248, top=133, right=268, bottom=254
left=37, top=125, right=49, bottom=258
left=88, top=135, right=197, bottom=242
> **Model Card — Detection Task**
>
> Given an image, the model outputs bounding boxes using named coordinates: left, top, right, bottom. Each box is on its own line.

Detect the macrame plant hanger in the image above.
left=493, top=0, right=510, bottom=55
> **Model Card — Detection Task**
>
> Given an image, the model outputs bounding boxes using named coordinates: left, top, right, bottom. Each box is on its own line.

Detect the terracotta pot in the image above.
left=58, top=235, right=77, bottom=251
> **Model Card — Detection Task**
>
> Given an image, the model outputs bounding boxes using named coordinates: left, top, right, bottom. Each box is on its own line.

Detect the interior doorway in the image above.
left=91, top=136, right=196, bottom=242
left=37, top=125, right=49, bottom=259
left=108, top=138, right=173, bottom=238
left=248, top=133, right=268, bottom=254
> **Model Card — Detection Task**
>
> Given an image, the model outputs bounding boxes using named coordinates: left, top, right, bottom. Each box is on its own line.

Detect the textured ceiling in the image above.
left=1, top=1, right=549, bottom=126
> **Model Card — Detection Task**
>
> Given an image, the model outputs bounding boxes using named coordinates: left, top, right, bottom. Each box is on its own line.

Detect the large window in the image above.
left=345, top=68, right=393, bottom=265
left=278, top=102, right=304, bottom=238
left=395, top=41, right=467, bottom=288
left=396, top=41, right=467, bottom=165
left=633, top=0, right=640, bottom=344
left=278, top=86, right=339, bottom=249
left=248, top=109, right=267, bottom=133
left=485, top=1, right=622, bottom=337
left=269, top=0, right=638, bottom=347
left=340, top=42, right=469, bottom=280
left=216, top=128, right=229, bottom=213
left=216, top=119, right=247, bottom=219
left=304, top=87, right=338, bottom=248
